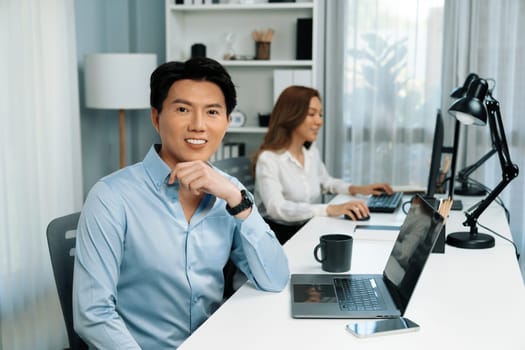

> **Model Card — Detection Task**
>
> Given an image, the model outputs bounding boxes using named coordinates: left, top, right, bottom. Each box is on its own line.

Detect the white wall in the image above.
left=75, top=0, right=165, bottom=196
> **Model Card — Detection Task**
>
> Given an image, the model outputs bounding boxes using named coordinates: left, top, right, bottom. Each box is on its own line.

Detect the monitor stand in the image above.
left=451, top=199, right=463, bottom=211
left=423, top=196, right=463, bottom=211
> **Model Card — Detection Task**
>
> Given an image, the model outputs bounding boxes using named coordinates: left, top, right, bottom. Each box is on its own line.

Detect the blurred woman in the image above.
left=252, top=86, right=392, bottom=244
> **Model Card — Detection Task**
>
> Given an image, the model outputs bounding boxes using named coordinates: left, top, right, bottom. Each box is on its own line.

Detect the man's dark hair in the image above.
left=150, top=57, right=237, bottom=115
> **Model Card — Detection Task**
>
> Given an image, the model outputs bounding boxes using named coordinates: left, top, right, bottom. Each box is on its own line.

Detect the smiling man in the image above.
left=73, top=58, right=289, bottom=349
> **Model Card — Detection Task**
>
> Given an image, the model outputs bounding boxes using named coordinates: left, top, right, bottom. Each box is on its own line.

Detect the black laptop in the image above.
left=291, top=195, right=444, bottom=318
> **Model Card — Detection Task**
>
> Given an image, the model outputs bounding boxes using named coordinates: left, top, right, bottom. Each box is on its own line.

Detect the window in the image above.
left=340, top=0, right=444, bottom=186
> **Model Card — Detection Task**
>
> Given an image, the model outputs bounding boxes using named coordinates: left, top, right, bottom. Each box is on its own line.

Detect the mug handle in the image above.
left=314, top=243, right=325, bottom=263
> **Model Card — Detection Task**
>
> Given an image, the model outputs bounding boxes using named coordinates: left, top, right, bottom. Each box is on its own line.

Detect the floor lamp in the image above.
left=84, top=53, right=157, bottom=168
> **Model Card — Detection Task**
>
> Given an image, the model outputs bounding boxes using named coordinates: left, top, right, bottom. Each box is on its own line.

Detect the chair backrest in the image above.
left=212, top=157, right=255, bottom=193
left=46, top=212, right=88, bottom=350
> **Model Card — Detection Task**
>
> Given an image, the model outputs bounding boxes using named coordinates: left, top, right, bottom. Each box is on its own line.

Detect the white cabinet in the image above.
left=165, top=0, right=321, bottom=157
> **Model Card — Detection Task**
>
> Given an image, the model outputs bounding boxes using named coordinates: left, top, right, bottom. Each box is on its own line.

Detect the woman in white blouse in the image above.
left=252, top=86, right=393, bottom=244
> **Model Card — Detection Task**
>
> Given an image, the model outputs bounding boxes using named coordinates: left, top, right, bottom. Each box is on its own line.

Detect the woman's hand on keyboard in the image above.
left=349, top=183, right=394, bottom=196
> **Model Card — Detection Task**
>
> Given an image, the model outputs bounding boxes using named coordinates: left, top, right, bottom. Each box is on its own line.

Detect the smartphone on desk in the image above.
left=346, top=317, right=420, bottom=338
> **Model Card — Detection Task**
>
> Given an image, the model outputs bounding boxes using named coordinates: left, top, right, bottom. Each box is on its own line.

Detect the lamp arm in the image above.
left=487, top=96, right=513, bottom=166
left=456, top=147, right=497, bottom=181
left=463, top=173, right=514, bottom=228
left=462, top=97, right=519, bottom=228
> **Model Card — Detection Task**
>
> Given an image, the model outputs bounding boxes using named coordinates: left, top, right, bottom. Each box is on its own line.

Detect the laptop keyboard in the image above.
left=334, top=277, right=382, bottom=311
left=367, top=192, right=403, bottom=213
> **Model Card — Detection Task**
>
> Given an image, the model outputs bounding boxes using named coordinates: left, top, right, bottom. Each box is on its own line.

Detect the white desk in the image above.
left=179, top=195, right=525, bottom=350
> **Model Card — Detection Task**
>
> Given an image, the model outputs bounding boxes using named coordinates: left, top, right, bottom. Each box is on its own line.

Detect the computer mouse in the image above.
left=344, top=214, right=371, bottom=221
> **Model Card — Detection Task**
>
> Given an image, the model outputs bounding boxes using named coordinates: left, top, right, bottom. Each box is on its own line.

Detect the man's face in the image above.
left=151, top=79, right=230, bottom=168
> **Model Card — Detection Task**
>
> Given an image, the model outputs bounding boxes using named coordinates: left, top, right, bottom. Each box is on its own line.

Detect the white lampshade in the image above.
left=84, top=53, right=157, bottom=109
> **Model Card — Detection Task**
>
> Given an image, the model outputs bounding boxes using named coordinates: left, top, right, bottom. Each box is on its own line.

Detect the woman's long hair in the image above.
left=251, top=85, right=321, bottom=174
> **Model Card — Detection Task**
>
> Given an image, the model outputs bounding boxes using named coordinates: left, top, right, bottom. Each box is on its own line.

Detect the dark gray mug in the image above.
left=313, top=234, right=353, bottom=272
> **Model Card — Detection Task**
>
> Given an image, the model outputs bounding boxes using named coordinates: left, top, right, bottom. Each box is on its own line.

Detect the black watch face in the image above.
left=242, top=190, right=253, bottom=204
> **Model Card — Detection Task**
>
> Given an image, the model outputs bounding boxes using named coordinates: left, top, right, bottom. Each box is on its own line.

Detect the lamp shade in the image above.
left=84, top=53, right=157, bottom=110
left=448, top=78, right=488, bottom=126
left=449, top=73, right=479, bottom=98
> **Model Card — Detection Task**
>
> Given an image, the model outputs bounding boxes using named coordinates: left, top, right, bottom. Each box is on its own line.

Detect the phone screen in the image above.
left=346, top=317, right=420, bottom=338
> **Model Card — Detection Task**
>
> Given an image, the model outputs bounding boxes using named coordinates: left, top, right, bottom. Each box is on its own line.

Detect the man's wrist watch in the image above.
left=226, top=189, right=253, bottom=216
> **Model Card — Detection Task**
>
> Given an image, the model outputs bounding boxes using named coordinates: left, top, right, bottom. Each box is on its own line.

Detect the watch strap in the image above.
left=226, top=189, right=253, bottom=215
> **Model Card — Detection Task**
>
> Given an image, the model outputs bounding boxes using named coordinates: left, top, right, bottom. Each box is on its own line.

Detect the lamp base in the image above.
left=446, top=231, right=495, bottom=249
left=454, top=182, right=486, bottom=196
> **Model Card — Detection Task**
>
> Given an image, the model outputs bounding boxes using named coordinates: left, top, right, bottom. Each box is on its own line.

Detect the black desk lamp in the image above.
left=446, top=77, right=519, bottom=249
left=448, top=73, right=490, bottom=196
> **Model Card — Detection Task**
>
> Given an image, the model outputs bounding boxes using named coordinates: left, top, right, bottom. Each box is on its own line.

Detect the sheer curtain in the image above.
left=0, top=0, right=83, bottom=349
left=325, top=0, right=524, bottom=280
left=441, top=0, right=525, bottom=279
left=324, top=0, right=445, bottom=189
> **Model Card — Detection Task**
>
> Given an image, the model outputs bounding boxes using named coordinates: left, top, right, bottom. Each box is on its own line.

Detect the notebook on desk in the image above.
left=291, top=195, right=444, bottom=319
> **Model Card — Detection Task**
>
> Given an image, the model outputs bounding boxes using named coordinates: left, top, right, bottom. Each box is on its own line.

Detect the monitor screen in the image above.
left=426, top=110, right=444, bottom=197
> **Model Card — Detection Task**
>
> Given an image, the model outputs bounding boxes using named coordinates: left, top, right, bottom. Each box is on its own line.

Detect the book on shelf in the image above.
left=210, top=142, right=246, bottom=162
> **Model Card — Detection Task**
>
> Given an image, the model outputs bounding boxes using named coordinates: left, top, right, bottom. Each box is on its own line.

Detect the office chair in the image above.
left=212, top=157, right=253, bottom=298
left=46, top=212, right=88, bottom=350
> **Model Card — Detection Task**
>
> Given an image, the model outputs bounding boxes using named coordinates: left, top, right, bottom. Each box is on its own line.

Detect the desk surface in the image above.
left=179, top=195, right=525, bottom=350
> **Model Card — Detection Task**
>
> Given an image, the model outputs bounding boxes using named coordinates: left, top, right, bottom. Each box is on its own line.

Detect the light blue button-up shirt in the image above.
left=73, top=145, right=289, bottom=349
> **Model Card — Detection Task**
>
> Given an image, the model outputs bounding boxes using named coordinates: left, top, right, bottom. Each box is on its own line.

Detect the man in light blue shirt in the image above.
left=73, top=57, right=289, bottom=349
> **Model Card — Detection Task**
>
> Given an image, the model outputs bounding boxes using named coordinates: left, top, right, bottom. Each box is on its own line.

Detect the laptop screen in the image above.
left=383, top=195, right=444, bottom=315
left=293, top=284, right=337, bottom=303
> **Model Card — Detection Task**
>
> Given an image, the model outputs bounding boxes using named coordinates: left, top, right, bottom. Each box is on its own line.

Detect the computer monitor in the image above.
left=425, top=110, right=463, bottom=211
left=426, top=110, right=444, bottom=198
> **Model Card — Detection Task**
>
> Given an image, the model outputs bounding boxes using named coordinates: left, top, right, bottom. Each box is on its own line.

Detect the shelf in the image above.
left=220, top=59, right=312, bottom=67
left=169, top=3, right=313, bottom=12
left=227, top=127, right=268, bottom=134
left=167, top=0, right=318, bottom=156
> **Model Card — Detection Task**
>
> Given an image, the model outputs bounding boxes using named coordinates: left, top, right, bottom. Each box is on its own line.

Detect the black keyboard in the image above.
left=367, top=192, right=403, bottom=213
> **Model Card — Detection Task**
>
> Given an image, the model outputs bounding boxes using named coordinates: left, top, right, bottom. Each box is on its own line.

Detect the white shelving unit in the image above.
left=165, top=0, right=320, bottom=157
left=227, top=126, right=268, bottom=133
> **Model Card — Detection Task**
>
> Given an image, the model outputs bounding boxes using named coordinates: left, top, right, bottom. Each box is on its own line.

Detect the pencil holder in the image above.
left=255, top=42, right=270, bottom=60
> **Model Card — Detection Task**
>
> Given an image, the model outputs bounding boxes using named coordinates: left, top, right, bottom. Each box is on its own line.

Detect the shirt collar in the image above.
left=284, top=146, right=312, bottom=167
left=143, top=144, right=172, bottom=190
